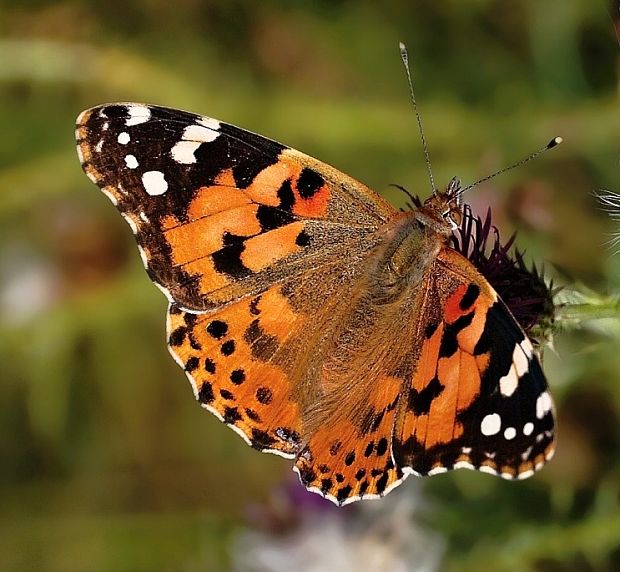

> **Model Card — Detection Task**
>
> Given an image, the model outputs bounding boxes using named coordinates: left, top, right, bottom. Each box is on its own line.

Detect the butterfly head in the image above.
left=417, top=177, right=463, bottom=235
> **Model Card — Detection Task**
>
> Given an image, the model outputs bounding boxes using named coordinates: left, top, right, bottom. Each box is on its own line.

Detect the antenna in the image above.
left=458, top=137, right=563, bottom=196
left=399, top=42, right=436, bottom=194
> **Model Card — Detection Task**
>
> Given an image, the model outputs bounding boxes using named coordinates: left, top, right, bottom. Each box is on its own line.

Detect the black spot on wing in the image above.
left=298, top=465, right=317, bottom=486
left=295, top=230, right=311, bottom=247
left=375, top=437, right=388, bottom=456
left=439, top=311, right=474, bottom=358
left=245, top=408, right=261, bottom=422
left=251, top=428, right=276, bottom=450
left=297, top=168, right=325, bottom=199
left=168, top=326, right=186, bottom=346
left=184, top=356, right=199, bottom=372
left=336, top=485, right=353, bottom=504
left=424, top=321, right=439, bottom=339
left=223, top=406, right=242, bottom=424
left=207, top=320, right=228, bottom=339
left=198, top=382, right=214, bottom=404
left=212, top=241, right=251, bottom=279
left=407, top=376, right=445, bottom=415
left=374, top=472, right=389, bottom=494
left=219, top=389, right=234, bottom=400
left=256, top=387, right=273, bottom=405
left=459, top=284, right=480, bottom=310
left=256, top=205, right=296, bottom=232
left=277, top=179, right=296, bottom=211
left=220, top=340, right=236, bottom=356
left=230, top=369, right=245, bottom=384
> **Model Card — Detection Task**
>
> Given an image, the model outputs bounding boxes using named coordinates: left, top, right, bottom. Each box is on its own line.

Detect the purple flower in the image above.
left=450, top=204, right=555, bottom=340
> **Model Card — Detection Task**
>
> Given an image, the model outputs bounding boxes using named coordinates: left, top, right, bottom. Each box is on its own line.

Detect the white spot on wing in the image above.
left=142, top=170, right=168, bottom=195
left=536, top=391, right=553, bottom=419
left=198, top=116, right=221, bottom=130
left=480, top=413, right=501, bottom=436
left=171, top=140, right=202, bottom=164
left=520, top=338, right=534, bottom=358
left=102, top=122, right=109, bottom=131
left=499, top=365, right=518, bottom=397
left=523, top=422, right=534, bottom=436
left=183, top=124, right=218, bottom=142
left=125, top=104, right=151, bottom=126
left=95, top=139, right=104, bottom=153
left=514, top=344, right=530, bottom=377
left=169, top=123, right=219, bottom=164
left=504, top=427, right=516, bottom=440
left=125, top=154, right=139, bottom=169
left=118, top=132, right=130, bottom=144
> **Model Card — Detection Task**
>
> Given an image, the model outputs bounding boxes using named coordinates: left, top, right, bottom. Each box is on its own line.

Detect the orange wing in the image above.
left=76, top=103, right=395, bottom=312
left=392, top=248, right=556, bottom=480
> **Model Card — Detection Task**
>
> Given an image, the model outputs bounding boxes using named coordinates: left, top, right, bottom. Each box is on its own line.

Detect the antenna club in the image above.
left=547, top=136, right=563, bottom=148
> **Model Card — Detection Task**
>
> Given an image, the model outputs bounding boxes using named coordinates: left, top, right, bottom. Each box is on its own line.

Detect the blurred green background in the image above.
left=1, top=1, right=619, bottom=571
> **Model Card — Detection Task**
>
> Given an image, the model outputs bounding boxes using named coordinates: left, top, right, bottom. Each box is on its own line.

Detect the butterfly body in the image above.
left=76, top=103, right=555, bottom=505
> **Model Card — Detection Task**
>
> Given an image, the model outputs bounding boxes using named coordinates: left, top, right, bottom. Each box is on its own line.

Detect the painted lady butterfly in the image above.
left=75, top=102, right=555, bottom=506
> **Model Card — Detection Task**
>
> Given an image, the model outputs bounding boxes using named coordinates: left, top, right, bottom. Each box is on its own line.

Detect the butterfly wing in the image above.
left=76, top=103, right=555, bottom=506
left=392, top=247, right=556, bottom=479
left=76, top=102, right=399, bottom=461
left=76, top=103, right=396, bottom=312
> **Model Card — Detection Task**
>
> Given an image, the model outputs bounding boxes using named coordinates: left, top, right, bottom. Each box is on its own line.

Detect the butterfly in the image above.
left=75, top=103, right=555, bottom=506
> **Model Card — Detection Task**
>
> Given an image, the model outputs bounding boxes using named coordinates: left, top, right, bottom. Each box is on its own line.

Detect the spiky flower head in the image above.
left=450, top=205, right=555, bottom=342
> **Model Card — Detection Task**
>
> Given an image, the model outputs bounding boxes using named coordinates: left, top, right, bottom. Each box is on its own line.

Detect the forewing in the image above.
left=393, top=247, right=556, bottom=479
left=75, top=103, right=395, bottom=312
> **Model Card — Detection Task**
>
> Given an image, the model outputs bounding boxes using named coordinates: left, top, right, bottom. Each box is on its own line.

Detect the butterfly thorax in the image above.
left=379, top=180, right=463, bottom=292
left=377, top=214, right=443, bottom=297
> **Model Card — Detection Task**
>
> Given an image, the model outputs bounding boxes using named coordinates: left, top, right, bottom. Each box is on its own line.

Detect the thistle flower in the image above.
left=450, top=204, right=555, bottom=342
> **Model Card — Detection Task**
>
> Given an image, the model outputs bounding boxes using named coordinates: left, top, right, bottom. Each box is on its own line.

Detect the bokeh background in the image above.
left=1, top=1, right=619, bottom=571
